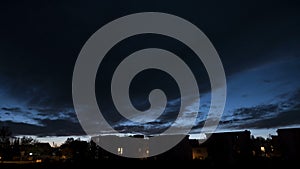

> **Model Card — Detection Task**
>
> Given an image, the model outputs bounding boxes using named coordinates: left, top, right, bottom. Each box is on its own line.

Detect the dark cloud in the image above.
left=0, top=106, right=84, bottom=137
left=1, top=0, right=299, bottom=107
left=1, top=107, right=22, bottom=112
left=0, top=120, right=85, bottom=137
left=239, top=109, right=300, bottom=129
left=0, top=0, right=299, bottom=136
left=0, top=105, right=79, bottom=129
left=219, top=90, right=300, bottom=130
left=233, top=104, right=280, bottom=120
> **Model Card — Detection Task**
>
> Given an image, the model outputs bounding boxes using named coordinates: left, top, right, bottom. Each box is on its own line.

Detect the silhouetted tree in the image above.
left=11, top=137, right=21, bottom=160
left=89, top=140, right=98, bottom=160
left=0, top=126, right=12, bottom=143
left=60, top=138, right=90, bottom=162
left=20, top=136, right=39, bottom=145
left=0, top=126, right=12, bottom=160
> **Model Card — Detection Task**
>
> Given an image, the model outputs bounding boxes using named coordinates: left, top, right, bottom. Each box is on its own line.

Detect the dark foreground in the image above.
left=0, top=159, right=297, bottom=169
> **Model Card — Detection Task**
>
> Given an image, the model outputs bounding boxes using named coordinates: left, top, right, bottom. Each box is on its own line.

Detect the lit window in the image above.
left=117, top=147, right=123, bottom=155
left=146, top=150, right=149, bottom=154
left=260, top=147, right=265, bottom=152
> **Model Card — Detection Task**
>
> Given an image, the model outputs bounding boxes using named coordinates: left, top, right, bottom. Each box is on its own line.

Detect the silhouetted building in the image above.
left=92, top=134, right=192, bottom=160
left=153, top=135, right=192, bottom=160
left=269, top=135, right=281, bottom=158
left=189, top=139, right=208, bottom=160
left=277, top=128, right=300, bottom=160
left=204, top=130, right=252, bottom=164
left=92, top=135, right=149, bottom=159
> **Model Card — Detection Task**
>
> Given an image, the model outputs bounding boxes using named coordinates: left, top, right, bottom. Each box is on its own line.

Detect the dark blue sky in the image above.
left=0, top=0, right=299, bottom=139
